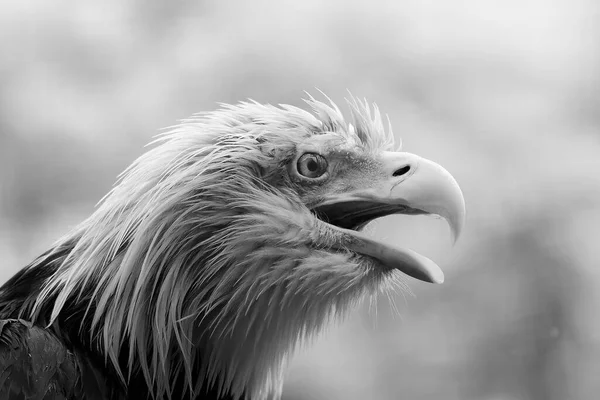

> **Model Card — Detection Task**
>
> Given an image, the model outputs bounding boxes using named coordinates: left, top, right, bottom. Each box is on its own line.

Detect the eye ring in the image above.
left=297, top=153, right=328, bottom=179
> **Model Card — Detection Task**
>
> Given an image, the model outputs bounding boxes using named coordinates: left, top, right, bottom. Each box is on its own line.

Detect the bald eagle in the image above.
left=0, top=94, right=465, bottom=400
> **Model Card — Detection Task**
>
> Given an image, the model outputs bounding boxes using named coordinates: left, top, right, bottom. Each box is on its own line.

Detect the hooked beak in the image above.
left=381, top=152, right=465, bottom=243
left=313, top=151, right=466, bottom=284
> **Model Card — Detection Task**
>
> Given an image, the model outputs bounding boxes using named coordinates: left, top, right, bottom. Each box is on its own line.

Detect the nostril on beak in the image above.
left=393, top=165, right=411, bottom=177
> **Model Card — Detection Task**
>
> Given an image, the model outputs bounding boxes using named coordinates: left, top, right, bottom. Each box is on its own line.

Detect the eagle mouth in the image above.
left=311, top=201, right=426, bottom=231
left=310, top=200, right=445, bottom=284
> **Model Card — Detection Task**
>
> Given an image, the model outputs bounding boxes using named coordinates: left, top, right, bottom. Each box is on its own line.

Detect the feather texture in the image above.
left=0, top=94, right=401, bottom=399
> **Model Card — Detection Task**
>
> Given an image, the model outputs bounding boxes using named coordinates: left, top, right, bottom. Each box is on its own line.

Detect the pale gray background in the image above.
left=1, top=1, right=599, bottom=399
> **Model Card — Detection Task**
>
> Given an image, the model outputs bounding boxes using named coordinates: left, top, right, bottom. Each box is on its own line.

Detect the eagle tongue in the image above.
left=322, top=224, right=444, bottom=284
left=350, top=230, right=444, bottom=283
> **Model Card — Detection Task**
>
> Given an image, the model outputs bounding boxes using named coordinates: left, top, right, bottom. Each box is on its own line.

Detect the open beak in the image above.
left=313, top=152, right=466, bottom=284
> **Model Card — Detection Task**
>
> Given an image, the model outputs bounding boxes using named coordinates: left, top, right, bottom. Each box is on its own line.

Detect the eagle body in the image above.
left=0, top=95, right=465, bottom=399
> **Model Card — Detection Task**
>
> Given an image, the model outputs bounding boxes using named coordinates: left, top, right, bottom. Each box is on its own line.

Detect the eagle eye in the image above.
left=297, top=153, right=328, bottom=179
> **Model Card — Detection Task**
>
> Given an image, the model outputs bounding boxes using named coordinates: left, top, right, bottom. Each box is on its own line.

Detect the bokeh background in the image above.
left=1, top=1, right=599, bottom=399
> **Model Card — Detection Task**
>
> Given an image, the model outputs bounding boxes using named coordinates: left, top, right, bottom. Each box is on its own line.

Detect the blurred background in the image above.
left=1, top=0, right=599, bottom=399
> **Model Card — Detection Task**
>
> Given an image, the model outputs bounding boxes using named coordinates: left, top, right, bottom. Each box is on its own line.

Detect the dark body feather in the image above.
left=0, top=245, right=239, bottom=400
left=0, top=244, right=121, bottom=399
left=0, top=319, right=79, bottom=400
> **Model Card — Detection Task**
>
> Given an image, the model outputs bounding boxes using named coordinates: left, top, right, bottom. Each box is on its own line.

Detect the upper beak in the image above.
left=381, top=151, right=466, bottom=243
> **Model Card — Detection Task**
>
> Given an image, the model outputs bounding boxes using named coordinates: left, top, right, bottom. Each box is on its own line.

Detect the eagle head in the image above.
left=29, top=94, right=465, bottom=399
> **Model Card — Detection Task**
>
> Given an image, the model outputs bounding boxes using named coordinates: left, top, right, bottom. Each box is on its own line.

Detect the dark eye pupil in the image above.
left=307, top=159, right=318, bottom=171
